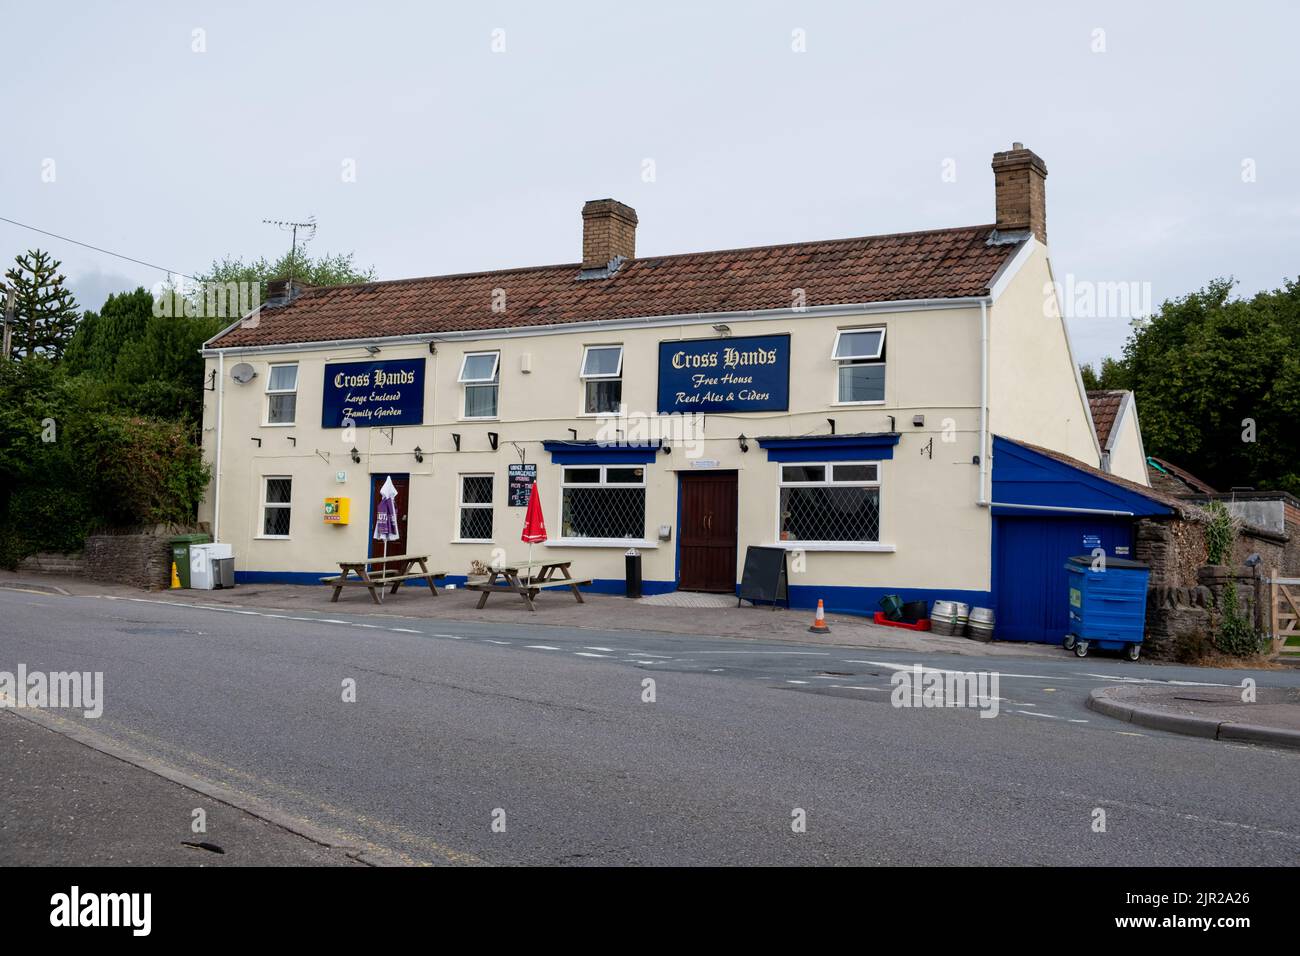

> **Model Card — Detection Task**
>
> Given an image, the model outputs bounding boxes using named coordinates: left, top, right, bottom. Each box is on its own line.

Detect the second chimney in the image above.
left=991, top=143, right=1048, bottom=244
left=581, top=199, right=638, bottom=270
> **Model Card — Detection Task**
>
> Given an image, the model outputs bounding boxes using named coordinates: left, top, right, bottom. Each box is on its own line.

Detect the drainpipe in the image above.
left=214, top=351, right=223, bottom=543
left=978, top=299, right=990, bottom=505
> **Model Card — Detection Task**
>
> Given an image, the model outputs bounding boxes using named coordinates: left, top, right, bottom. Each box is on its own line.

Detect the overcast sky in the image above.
left=4, top=0, right=1296, bottom=366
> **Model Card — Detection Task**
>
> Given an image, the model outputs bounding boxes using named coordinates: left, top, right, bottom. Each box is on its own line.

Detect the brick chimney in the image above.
left=581, top=199, right=638, bottom=270
left=991, top=143, right=1048, bottom=244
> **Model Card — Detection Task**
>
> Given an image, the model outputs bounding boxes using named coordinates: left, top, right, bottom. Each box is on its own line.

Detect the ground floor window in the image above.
left=560, top=465, right=645, bottom=539
left=262, top=476, right=293, bottom=537
left=778, top=462, right=879, bottom=542
left=458, top=474, right=494, bottom=541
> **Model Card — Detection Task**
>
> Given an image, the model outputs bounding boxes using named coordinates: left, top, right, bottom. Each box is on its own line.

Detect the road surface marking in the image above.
left=389, top=628, right=422, bottom=634
left=525, top=645, right=560, bottom=650
left=483, top=640, right=511, bottom=645
left=574, top=652, right=610, bottom=658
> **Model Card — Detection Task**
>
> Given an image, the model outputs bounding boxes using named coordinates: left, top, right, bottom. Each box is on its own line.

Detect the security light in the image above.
left=350, top=447, right=361, bottom=463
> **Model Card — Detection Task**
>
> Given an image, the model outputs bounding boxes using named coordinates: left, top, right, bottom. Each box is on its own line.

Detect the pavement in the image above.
left=1089, top=685, right=1300, bottom=750
left=0, top=711, right=362, bottom=866
left=2, top=581, right=1299, bottom=865
left=0, top=571, right=1063, bottom=658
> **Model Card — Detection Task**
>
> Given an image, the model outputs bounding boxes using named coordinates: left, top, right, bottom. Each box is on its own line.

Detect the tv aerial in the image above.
left=262, top=215, right=317, bottom=284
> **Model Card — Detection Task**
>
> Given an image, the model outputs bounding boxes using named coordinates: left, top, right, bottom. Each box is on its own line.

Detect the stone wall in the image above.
left=82, top=532, right=173, bottom=590
left=16, top=552, right=85, bottom=575
left=1136, top=516, right=1273, bottom=660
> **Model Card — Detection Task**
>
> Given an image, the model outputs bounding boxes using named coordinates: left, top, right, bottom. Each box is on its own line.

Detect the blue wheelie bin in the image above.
left=1062, top=555, right=1150, bottom=660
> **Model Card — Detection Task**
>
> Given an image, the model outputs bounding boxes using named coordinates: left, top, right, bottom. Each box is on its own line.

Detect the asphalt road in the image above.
left=2, top=586, right=1298, bottom=865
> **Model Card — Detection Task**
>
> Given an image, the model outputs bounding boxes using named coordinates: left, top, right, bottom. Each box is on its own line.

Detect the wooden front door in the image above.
left=679, top=472, right=738, bottom=592
left=369, top=473, right=410, bottom=573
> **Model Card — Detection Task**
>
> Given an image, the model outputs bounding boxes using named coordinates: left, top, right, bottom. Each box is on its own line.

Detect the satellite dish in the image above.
left=230, top=362, right=257, bottom=384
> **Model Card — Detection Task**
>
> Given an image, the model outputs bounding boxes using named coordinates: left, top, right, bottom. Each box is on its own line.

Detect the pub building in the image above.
left=200, top=145, right=1172, bottom=639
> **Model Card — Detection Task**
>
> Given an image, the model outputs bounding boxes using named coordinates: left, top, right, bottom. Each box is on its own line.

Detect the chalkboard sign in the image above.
left=738, top=546, right=789, bottom=610
left=508, top=463, right=537, bottom=507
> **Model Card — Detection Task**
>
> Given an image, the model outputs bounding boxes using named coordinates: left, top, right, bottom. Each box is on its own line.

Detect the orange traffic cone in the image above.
left=808, top=599, right=830, bottom=634
left=170, top=562, right=181, bottom=589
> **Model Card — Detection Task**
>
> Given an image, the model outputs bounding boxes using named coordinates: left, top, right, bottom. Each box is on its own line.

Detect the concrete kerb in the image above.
left=1087, top=687, right=1300, bottom=750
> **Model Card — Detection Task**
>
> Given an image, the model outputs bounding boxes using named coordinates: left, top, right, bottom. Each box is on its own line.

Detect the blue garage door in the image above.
left=994, top=516, right=1134, bottom=644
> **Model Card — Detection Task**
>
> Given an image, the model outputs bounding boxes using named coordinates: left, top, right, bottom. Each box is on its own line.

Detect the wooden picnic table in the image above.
left=464, top=560, right=591, bottom=612
left=320, top=554, right=446, bottom=604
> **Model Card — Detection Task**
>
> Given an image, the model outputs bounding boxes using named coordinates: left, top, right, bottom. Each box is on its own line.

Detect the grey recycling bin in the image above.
left=214, top=557, right=235, bottom=589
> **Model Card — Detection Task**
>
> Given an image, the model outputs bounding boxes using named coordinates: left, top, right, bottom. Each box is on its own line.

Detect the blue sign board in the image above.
left=657, top=334, right=790, bottom=414
left=321, top=358, right=426, bottom=428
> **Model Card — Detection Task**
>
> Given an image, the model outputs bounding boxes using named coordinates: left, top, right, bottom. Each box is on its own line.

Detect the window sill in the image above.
left=451, top=539, right=495, bottom=545
left=768, top=541, right=895, bottom=553
left=458, top=416, right=500, bottom=423
left=255, top=535, right=292, bottom=541
left=544, top=538, right=658, bottom=549
left=829, top=401, right=886, bottom=407
left=260, top=422, right=297, bottom=428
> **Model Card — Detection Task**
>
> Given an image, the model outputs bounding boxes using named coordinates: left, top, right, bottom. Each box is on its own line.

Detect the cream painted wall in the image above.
left=1105, top=396, right=1150, bottom=486
left=987, top=244, right=1100, bottom=467
left=200, top=304, right=994, bottom=592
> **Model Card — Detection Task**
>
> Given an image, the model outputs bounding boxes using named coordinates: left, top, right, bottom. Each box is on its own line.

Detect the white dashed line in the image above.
left=526, top=645, right=560, bottom=650
left=483, top=640, right=511, bottom=645
left=389, top=628, right=422, bottom=634
left=574, top=652, right=610, bottom=658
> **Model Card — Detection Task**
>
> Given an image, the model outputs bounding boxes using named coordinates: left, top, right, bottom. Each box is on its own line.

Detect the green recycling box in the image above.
left=169, top=533, right=211, bottom=589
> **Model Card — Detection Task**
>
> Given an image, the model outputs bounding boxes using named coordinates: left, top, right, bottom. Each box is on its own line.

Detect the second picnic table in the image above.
left=464, top=560, right=590, bottom=611
left=321, top=554, right=446, bottom=604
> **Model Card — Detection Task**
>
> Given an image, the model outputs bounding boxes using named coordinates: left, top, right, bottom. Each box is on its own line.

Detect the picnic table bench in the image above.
left=463, top=560, right=590, bottom=612
left=320, top=554, right=447, bottom=604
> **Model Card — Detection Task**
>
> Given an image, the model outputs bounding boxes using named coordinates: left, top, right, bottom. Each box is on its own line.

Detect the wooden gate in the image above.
left=1270, top=570, right=1300, bottom=659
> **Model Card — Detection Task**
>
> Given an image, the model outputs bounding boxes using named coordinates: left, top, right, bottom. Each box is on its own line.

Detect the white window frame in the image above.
left=775, top=460, right=886, bottom=548
left=579, top=344, right=624, bottom=416
left=831, top=327, right=886, bottom=406
left=458, top=351, right=500, bottom=419
left=264, top=363, right=299, bottom=426
left=554, top=464, right=649, bottom=545
left=456, top=473, right=495, bottom=543
left=259, top=475, right=293, bottom=539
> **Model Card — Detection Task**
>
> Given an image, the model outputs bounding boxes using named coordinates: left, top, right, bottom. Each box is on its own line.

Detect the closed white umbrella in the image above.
left=373, top=476, right=400, bottom=602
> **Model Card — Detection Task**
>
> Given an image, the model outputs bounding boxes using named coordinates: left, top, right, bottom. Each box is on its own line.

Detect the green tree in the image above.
left=3, top=249, right=80, bottom=360
left=1103, top=277, right=1300, bottom=494
left=63, top=287, right=157, bottom=376
left=194, top=249, right=375, bottom=303
left=1079, top=356, right=1129, bottom=391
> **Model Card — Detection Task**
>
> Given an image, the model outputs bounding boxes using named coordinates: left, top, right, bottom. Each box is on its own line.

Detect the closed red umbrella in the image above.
left=521, top=483, right=546, bottom=578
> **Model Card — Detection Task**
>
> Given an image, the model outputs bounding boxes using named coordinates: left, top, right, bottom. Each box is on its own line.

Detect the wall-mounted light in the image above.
left=661, top=444, right=672, bottom=455
left=712, top=323, right=731, bottom=336
left=350, top=447, right=361, bottom=463
left=364, top=345, right=381, bottom=355
left=827, top=418, right=836, bottom=436
left=738, top=434, right=749, bottom=453
left=488, top=432, right=499, bottom=451
left=451, top=433, right=461, bottom=452
left=428, top=342, right=437, bottom=355
left=912, top=414, right=925, bottom=428
left=413, top=446, right=424, bottom=463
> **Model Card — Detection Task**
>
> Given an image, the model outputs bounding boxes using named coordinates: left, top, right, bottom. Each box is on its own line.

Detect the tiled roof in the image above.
left=1087, top=390, right=1126, bottom=448
left=1147, top=456, right=1218, bottom=496
left=209, top=224, right=1019, bottom=349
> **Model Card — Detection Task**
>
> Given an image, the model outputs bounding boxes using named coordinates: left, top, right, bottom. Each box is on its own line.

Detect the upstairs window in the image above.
left=265, top=363, right=298, bottom=424
left=459, top=351, right=500, bottom=418
left=832, top=328, right=885, bottom=403
left=580, top=345, right=623, bottom=414
left=779, top=462, right=880, bottom=543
